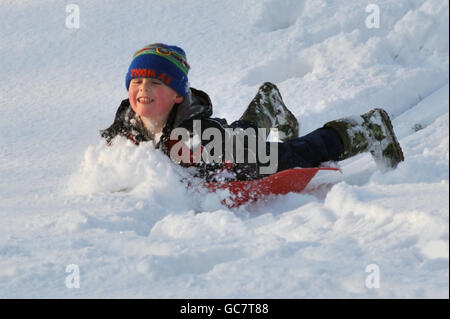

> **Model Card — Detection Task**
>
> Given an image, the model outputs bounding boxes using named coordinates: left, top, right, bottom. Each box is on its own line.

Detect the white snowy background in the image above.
left=0, top=0, right=448, bottom=298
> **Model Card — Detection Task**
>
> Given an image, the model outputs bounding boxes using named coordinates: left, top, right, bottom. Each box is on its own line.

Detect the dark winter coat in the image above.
left=101, top=88, right=261, bottom=181
left=100, top=88, right=344, bottom=182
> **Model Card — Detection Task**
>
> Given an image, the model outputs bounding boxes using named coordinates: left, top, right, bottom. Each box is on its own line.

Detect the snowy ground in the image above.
left=0, top=0, right=448, bottom=298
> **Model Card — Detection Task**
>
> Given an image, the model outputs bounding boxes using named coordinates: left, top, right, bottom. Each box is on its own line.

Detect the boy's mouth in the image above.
left=137, top=97, right=154, bottom=104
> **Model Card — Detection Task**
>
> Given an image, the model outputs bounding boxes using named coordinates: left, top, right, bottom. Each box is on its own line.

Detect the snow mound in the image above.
left=66, top=138, right=188, bottom=196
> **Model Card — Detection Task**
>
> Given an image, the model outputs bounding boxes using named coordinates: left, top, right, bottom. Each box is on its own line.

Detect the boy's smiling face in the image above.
left=128, top=77, right=183, bottom=128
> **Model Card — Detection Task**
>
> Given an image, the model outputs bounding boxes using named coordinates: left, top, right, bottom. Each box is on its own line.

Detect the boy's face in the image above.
left=128, top=77, right=184, bottom=125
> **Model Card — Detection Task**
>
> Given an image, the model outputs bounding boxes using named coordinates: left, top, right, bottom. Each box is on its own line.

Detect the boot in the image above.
left=324, top=108, right=404, bottom=170
left=239, top=82, right=299, bottom=142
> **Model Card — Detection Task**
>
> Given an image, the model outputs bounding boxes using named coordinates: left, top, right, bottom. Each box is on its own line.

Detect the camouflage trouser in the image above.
left=239, top=82, right=299, bottom=142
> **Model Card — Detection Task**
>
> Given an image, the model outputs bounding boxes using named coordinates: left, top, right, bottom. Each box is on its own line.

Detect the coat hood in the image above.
left=169, top=87, right=213, bottom=129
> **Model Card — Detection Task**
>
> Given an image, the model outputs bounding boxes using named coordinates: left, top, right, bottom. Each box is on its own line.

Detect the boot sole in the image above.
left=241, top=82, right=299, bottom=141
left=371, top=108, right=405, bottom=168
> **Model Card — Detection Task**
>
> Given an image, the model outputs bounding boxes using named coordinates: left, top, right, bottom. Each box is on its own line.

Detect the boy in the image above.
left=101, top=43, right=404, bottom=181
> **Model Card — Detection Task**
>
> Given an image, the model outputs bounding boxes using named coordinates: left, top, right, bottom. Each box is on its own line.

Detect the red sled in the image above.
left=205, top=167, right=340, bottom=208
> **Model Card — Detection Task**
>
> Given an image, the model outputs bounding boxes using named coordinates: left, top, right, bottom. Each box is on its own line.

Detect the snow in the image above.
left=0, top=0, right=448, bottom=298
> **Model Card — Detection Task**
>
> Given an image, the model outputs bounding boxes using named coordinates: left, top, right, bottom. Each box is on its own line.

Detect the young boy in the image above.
left=101, top=43, right=404, bottom=181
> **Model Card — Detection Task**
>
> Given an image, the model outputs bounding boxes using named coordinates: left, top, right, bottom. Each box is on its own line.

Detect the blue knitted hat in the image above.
left=125, top=43, right=190, bottom=98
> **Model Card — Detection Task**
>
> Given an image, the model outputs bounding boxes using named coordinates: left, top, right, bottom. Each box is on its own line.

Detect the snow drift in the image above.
left=0, top=0, right=448, bottom=298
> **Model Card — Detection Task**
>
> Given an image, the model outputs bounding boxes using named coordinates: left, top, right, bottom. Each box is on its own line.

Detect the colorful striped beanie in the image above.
left=125, top=43, right=190, bottom=98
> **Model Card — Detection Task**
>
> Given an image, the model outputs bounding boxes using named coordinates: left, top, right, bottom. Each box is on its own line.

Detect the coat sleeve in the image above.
left=100, top=99, right=149, bottom=145
left=163, top=118, right=261, bottom=181
left=99, top=99, right=132, bottom=143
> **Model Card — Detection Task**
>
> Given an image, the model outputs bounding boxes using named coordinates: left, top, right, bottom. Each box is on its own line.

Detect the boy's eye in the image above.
left=131, top=79, right=161, bottom=85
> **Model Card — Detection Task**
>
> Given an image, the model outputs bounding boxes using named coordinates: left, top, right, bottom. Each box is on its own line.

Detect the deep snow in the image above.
left=0, top=0, right=448, bottom=298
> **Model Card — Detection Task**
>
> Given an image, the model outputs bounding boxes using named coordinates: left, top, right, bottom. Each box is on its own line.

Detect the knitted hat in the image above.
left=125, top=43, right=190, bottom=98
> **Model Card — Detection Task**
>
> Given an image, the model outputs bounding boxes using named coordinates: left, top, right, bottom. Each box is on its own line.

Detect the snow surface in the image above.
left=0, top=0, right=448, bottom=298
